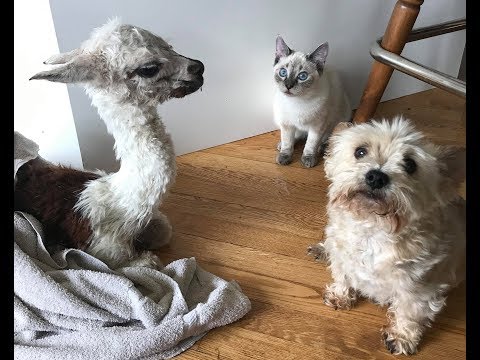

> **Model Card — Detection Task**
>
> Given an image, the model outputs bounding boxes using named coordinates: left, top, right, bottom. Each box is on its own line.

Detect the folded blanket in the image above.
left=14, top=132, right=251, bottom=359
left=14, top=131, right=39, bottom=182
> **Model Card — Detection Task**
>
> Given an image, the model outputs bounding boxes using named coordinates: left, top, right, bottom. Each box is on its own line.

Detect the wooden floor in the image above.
left=156, top=89, right=466, bottom=359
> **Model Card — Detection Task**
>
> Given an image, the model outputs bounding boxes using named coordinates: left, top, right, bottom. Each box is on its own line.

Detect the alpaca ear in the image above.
left=308, top=42, right=329, bottom=72
left=275, top=35, right=292, bottom=64
left=436, top=145, right=466, bottom=184
left=43, top=48, right=81, bottom=65
left=30, top=53, right=96, bottom=84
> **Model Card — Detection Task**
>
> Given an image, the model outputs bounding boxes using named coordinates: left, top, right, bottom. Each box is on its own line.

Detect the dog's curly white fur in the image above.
left=30, top=18, right=204, bottom=268
left=308, top=117, right=465, bottom=355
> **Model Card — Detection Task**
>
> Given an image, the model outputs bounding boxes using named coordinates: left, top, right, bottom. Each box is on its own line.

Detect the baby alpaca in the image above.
left=15, top=19, right=204, bottom=268
left=308, top=117, right=465, bottom=355
left=273, top=36, right=351, bottom=168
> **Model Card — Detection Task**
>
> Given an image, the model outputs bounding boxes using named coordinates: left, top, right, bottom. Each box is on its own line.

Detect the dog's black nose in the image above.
left=365, top=169, right=390, bottom=190
left=187, top=60, right=204, bottom=75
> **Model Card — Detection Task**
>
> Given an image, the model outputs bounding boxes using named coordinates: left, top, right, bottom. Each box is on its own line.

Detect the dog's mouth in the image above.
left=171, top=77, right=204, bottom=98
left=333, top=188, right=390, bottom=214
left=349, top=189, right=388, bottom=210
left=331, top=188, right=405, bottom=233
left=355, top=190, right=384, bottom=200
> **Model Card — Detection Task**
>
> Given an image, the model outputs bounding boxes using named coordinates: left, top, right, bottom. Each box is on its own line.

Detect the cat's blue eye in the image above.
left=297, top=72, right=308, bottom=81
left=279, top=68, right=287, bottom=77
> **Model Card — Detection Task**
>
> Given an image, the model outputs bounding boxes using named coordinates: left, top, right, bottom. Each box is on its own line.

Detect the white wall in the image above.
left=14, top=0, right=83, bottom=169
left=49, top=0, right=465, bottom=172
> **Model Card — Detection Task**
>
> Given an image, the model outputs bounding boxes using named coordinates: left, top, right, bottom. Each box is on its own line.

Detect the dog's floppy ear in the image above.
left=323, top=122, right=353, bottom=159
left=332, top=121, right=353, bottom=135
left=436, top=145, right=466, bottom=184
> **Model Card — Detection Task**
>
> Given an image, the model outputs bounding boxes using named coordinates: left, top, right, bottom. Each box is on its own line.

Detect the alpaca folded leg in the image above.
left=136, top=211, right=173, bottom=250
left=86, top=235, right=135, bottom=269
left=125, top=251, right=163, bottom=269
left=86, top=236, right=162, bottom=270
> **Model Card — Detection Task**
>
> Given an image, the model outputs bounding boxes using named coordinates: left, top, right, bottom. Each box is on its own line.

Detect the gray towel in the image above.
left=14, top=132, right=251, bottom=359
left=14, top=131, right=39, bottom=183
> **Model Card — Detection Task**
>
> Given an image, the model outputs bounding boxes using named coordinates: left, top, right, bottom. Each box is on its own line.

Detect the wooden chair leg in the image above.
left=353, top=0, right=424, bottom=123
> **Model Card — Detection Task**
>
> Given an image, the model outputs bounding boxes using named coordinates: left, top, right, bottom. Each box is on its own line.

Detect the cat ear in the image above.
left=29, top=52, right=97, bottom=83
left=275, top=35, right=292, bottom=64
left=308, top=42, right=329, bottom=72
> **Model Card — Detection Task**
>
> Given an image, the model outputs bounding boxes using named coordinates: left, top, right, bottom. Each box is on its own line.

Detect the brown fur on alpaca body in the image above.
left=15, top=159, right=166, bottom=254
left=14, top=158, right=99, bottom=250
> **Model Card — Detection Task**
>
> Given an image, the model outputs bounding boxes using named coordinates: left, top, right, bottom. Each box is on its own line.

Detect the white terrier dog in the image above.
left=308, top=117, right=465, bottom=355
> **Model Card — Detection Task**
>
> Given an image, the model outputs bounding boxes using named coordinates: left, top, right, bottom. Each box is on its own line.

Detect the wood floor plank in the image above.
left=186, top=326, right=363, bottom=360
left=169, top=173, right=328, bottom=215
left=163, top=191, right=325, bottom=240
left=162, top=211, right=321, bottom=259
left=157, top=89, right=465, bottom=358
left=176, top=151, right=327, bottom=186
left=159, top=233, right=330, bottom=287
left=201, top=131, right=312, bottom=167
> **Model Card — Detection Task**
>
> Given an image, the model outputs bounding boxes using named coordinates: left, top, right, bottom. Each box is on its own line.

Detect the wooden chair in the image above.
left=353, top=0, right=466, bottom=123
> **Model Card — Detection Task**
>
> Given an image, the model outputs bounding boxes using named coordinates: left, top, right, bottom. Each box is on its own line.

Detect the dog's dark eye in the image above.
left=136, top=63, right=160, bottom=78
left=354, top=147, right=367, bottom=159
left=403, top=157, right=417, bottom=174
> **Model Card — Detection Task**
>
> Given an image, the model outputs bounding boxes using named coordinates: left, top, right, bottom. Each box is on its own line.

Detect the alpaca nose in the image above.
left=187, top=60, right=204, bottom=75
left=365, top=169, right=390, bottom=190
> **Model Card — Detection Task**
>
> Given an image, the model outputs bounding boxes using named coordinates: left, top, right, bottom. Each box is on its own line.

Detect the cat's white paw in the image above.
left=301, top=154, right=319, bottom=168
left=276, top=152, right=293, bottom=165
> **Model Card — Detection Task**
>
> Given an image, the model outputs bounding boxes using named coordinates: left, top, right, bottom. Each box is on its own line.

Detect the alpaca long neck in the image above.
left=87, top=90, right=176, bottom=212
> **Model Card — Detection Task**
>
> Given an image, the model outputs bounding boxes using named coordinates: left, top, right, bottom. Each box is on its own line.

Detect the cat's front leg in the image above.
left=301, top=128, right=323, bottom=168
left=276, top=124, right=296, bottom=165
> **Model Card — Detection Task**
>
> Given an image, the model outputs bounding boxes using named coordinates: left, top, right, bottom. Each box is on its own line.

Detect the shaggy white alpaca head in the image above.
left=30, top=18, right=204, bottom=105
left=324, top=116, right=465, bottom=231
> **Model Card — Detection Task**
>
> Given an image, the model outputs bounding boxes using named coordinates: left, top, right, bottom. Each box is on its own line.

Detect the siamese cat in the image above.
left=273, top=36, right=351, bottom=167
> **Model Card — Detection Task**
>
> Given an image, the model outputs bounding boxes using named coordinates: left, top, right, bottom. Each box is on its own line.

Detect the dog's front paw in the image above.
left=307, top=243, right=328, bottom=262
left=301, top=154, right=319, bottom=168
left=276, top=152, right=293, bottom=165
left=381, top=327, right=418, bottom=355
left=323, top=286, right=356, bottom=310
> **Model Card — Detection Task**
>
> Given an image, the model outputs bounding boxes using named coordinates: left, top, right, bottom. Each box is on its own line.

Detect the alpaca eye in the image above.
left=403, top=157, right=417, bottom=174
left=136, top=63, right=160, bottom=78
left=297, top=71, right=308, bottom=81
left=354, top=147, right=367, bottom=159
left=279, top=68, right=287, bottom=77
